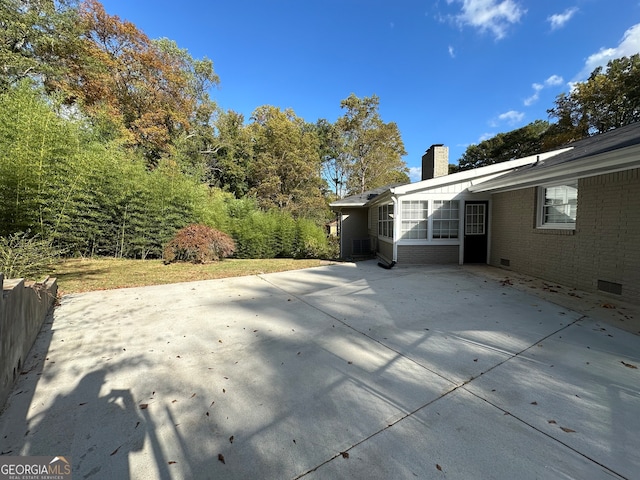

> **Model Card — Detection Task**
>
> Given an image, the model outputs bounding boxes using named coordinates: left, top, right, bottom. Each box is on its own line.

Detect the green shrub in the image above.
left=163, top=224, right=235, bottom=264
left=0, top=231, right=61, bottom=279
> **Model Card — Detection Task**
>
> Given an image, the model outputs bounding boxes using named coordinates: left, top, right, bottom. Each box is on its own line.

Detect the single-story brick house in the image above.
left=330, top=122, right=640, bottom=304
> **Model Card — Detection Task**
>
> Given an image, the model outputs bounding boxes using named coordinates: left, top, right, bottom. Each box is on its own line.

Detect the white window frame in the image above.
left=400, top=200, right=428, bottom=239
left=537, top=182, right=578, bottom=229
left=378, top=203, right=394, bottom=239
left=432, top=200, right=460, bottom=239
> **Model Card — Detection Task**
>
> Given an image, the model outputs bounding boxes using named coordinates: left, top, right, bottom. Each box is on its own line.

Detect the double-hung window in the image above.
left=538, top=183, right=578, bottom=228
left=432, top=200, right=459, bottom=239
left=401, top=200, right=428, bottom=239
left=378, top=204, right=394, bottom=239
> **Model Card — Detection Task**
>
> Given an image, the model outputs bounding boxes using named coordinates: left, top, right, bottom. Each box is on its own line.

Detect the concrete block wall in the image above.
left=1, top=274, right=58, bottom=410
left=489, top=168, right=640, bottom=304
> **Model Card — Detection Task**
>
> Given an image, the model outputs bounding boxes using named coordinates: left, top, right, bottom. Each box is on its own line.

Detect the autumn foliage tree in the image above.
left=50, top=0, right=219, bottom=164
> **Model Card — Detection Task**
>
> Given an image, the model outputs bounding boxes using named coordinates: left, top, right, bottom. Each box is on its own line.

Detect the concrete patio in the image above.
left=0, top=261, right=638, bottom=479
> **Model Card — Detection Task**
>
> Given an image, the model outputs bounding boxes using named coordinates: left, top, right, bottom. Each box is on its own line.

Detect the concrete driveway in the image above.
left=1, top=261, right=638, bottom=479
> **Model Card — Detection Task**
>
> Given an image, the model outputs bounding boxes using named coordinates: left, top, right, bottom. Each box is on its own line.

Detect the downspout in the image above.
left=392, top=196, right=399, bottom=263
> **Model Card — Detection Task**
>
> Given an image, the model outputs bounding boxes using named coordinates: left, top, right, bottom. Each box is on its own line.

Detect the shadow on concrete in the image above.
left=0, top=261, right=638, bottom=479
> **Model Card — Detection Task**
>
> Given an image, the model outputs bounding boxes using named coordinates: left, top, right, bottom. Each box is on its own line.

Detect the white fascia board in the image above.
left=390, top=150, right=568, bottom=195
left=330, top=200, right=367, bottom=208
left=468, top=144, right=640, bottom=193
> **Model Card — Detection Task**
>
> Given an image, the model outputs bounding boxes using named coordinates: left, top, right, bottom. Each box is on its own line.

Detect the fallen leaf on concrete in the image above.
left=601, top=303, right=616, bottom=309
left=229, top=436, right=234, bottom=444
left=168, top=461, right=176, bottom=465
left=139, top=404, right=148, bottom=410
left=436, top=464, right=442, bottom=471
left=190, top=393, right=196, bottom=398
left=218, top=454, right=225, bottom=464
left=621, top=361, right=638, bottom=369
left=340, top=452, right=349, bottom=459
left=560, top=427, right=576, bottom=433
left=548, top=420, right=557, bottom=424
left=110, top=445, right=121, bottom=456
left=531, top=401, right=538, bottom=405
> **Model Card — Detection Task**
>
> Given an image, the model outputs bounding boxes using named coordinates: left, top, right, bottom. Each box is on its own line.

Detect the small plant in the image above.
left=163, top=224, right=235, bottom=264
left=0, top=231, right=62, bottom=280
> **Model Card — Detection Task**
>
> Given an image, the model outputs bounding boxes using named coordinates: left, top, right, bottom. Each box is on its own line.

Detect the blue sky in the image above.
left=99, top=0, right=640, bottom=181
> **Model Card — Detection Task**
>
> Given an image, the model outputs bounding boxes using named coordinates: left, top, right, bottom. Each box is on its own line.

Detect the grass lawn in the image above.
left=52, top=257, right=336, bottom=295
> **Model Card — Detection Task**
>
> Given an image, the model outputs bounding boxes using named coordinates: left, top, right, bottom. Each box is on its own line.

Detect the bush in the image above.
left=0, top=231, right=61, bottom=279
left=163, top=224, right=235, bottom=264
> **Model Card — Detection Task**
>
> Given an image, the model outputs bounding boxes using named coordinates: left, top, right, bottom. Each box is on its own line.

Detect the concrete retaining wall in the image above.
left=0, top=273, right=58, bottom=410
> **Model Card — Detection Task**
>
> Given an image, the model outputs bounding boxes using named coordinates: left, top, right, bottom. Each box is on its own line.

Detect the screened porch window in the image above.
left=432, top=200, right=459, bottom=239
left=401, top=200, right=428, bottom=239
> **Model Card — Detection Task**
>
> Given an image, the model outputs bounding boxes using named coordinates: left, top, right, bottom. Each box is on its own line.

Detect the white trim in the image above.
left=390, top=152, right=566, bottom=195
left=469, top=144, right=640, bottom=193
left=536, top=182, right=578, bottom=229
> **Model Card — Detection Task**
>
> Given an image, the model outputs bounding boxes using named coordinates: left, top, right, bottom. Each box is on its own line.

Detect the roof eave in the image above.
left=469, top=144, right=640, bottom=193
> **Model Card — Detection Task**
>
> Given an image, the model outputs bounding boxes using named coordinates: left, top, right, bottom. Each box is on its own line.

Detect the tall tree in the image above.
left=548, top=54, right=640, bottom=140
left=248, top=106, right=328, bottom=221
left=337, top=94, right=408, bottom=195
left=458, top=120, right=550, bottom=170
left=206, top=109, right=254, bottom=197
left=316, top=118, right=349, bottom=198
left=0, top=0, right=80, bottom=91
left=48, top=0, right=219, bottom=165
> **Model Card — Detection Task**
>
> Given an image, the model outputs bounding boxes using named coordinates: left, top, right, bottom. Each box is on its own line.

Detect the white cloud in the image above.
left=523, top=75, right=564, bottom=106
left=448, top=45, right=456, bottom=58
left=409, top=166, right=422, bottom=182
left=447, top=0, right=526, bottom=40
left=544, top=74, right=564, bottom=86
left=498, top=110, right=525, bottom=124
left=547, top=7, right=578, bottom=31
left=478, top=132, right=496, bottom=142
left=524, top=83, right=543, bottom=106
left=576, top=23, right=640, bottom=80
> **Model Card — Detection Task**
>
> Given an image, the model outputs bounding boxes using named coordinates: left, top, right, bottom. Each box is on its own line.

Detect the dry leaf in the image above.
left=168, top=461, right=177, bottom=465
left=548, top=420, right=557, bottom=424
left=139, top=404, right=148, bottom=410
left=436, top=464, right=442, bottom=471
left=190, top=393, right=196, bottom=398
left=229, top=436, right=234, bottom=444
left=110, top=445, right=121, bottom=456
left=340, top=451, right=349, bottom=459
left=531, top=401, right=538, bottom=405
left=560, top=427, right=576, bottom=433
left=621, top=361, right=638, bottom=369
left=601, top=303, right=616, bottom=309
left=218, top=454, right=225, bottom=464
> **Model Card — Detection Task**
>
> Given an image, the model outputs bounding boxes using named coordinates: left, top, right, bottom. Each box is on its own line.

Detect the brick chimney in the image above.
left=421, top=144, right=449, bottom=181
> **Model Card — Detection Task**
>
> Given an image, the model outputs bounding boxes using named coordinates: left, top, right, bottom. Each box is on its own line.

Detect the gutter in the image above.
left=469, top=144, right=640, bottom=193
